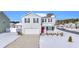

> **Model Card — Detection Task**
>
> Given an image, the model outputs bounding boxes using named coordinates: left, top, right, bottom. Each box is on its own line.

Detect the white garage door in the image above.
left=24, top=29, right=40, bottom=34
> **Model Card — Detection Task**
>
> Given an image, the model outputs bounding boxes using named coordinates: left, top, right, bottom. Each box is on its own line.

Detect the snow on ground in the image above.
left=40, top=29, right=79, bottom=48
left=0, top=32, right=20, bottom=48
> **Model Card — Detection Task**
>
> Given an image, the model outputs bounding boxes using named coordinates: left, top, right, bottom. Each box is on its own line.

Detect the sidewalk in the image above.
left=5, top=35, right=40, bottom=48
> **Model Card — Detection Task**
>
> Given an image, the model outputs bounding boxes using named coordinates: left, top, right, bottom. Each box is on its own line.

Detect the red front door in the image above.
left=41, top=27, right=44, bottom=33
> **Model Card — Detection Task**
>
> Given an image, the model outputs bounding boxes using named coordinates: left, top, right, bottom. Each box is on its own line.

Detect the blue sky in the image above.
left=4, top=11, right=79, bottom=21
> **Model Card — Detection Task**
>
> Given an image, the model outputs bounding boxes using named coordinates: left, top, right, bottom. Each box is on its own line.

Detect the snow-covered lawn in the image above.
left=0, top=32, right=20, bottom=48
left=40, top=29, right=79, bottom=48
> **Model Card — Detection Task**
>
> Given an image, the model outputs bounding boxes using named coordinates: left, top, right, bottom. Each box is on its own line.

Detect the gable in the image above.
left=23, top=13, right=41, bottom=18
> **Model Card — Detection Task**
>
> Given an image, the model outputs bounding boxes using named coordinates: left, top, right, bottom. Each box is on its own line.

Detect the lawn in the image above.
left=40, top=29, right=79, bottom=48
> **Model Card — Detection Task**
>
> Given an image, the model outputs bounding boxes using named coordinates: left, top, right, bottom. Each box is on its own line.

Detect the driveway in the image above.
left=6, top=35, right=40, bottom=48
left=0, top=32, right=20, bottom=48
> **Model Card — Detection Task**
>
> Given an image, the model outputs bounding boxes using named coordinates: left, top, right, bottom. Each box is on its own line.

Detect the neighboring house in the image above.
left=41, top=14, right=56, bottom=34
left=75, top=22, right=79, bottom=29
left=21, top=13, right=56, bottom=34
left=0, top=12, right=10, bottom=32
left=57, top=24, right=64, bottom=29
left=15, top=23, right=22, bottom=29
left=64, top=23, right=76, bottom=29
left=10, top=21, right=19, bottom=28
left=10, top=21, right=21, bottom=32
left=10, top=23, right=15, bottom=28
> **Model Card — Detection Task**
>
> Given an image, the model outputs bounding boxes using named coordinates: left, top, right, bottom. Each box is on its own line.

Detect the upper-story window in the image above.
left=42, top=18, right=47, bottom=22
left=24, top=18, right=30, bottom=23
left=48, top=18, right=52, bottom=22
left=42, top=18, right=44, bottom=22
left=33, top=18, right=39, bottom=23
left=45, top=18, right=47, bottom=22
left=51, top=18, right=52, bottom=22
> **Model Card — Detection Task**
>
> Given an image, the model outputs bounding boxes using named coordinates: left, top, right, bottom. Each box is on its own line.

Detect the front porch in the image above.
left=40, top=26, right=55, bottom=35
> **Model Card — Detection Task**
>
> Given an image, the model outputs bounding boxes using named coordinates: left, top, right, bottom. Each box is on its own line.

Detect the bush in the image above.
left=60, top=32, right=63, bottom=36
left=68, top=36, right=72, bottom=42
left=17, top=32, right=22, bottom=35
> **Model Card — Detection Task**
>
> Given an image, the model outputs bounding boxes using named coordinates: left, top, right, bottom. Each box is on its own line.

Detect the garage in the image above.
left=23, top=29, right=41, bottom=34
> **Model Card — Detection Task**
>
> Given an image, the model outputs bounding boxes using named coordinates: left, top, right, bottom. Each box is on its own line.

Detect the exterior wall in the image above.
left=22, top=29, right=40, bottom=34
left=42, top=17, right=55, bottom=26
left=42, top=26, right=56, bottom=34
left=0, top=12, right=10, bottom=32
left=22, top=13, right=56, bottom=34
left=41, top=16, right=56, bottom=33
left=10, top=28, right=17, bottom=32
left=22, top=13, right=41, bottom=34
left=10, top=23, right=15, bottom=28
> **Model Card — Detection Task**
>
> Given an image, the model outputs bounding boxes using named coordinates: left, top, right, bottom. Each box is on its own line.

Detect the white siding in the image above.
left=42, top=17, right=56, bottom=26
left=22, top=13, right=41, bottom=34
left=23, top=29, right=41, bottom=34
left=21, top=13, right=56, bottom=34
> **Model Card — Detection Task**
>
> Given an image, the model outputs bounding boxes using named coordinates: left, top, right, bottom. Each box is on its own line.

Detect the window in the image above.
left=33, top=18, right=39, bottom=23
left=28, top=18, right=30, bottom=23
left=24, top=18, right=30, bottom=23
left=37, top=18, right=39, bottom=23
left=48, top=19, right=50, bottom=22
left=25, top=18, right=27, bottom=23
left=42, top=18, right=47, bottom=22
left=33, top=18, right=35, bottom=23
left=45, top=18, right=47, bottom=22
left=42, top=18, right=44, bottom=22
left=46, top=26, right=54, bottom=31
left=52, top=27, right=54, bottom=30
left=51, top=18, right=52, bottom=22
left=48, top=18, right=52, bottom=22
left=46, top=27, right=48, bottom=31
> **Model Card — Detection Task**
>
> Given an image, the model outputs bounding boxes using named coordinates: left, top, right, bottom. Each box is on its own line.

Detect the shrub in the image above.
left=60, top=32, right=63, bottom=36
left=68, top=36, right=73, bottom=42
left=17, top=32, right=22, bottom=35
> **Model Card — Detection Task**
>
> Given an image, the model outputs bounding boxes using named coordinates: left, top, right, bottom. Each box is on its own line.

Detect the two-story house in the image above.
left=21, top=13, right=41, bottom=34
left=41, top=14, right=56, bottom=34
left=21, top=13, right=56, bottom=34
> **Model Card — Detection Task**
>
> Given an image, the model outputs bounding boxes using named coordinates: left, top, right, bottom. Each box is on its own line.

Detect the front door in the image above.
left=41, top=27, right=44, bottom=33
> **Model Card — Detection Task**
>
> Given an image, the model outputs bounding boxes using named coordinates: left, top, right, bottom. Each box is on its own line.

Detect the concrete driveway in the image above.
left=6, top=35, right=40, bottom=48
left=0, top=32, right=20, bottom=48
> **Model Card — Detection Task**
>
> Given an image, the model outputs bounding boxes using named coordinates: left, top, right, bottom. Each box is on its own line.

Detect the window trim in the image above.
left=24, top=18, right=30, bottom=23
left=33, top=18, right=39, bottom=23
left=48, top=18, right=52, bottom=22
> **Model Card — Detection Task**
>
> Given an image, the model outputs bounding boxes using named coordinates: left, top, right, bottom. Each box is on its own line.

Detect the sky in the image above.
left=4, top=11, right=79, bottom=21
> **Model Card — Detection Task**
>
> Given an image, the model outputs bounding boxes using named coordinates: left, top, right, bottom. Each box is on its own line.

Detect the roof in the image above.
left=23, top=12, right=41, bottom=18
left=36, top=13, right=46, bottom=17
left=15, top=23, right=22, bottom=25
left=23, top=12, right=55, bottom=18
left=36, top=13, right=55, bottom=17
